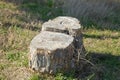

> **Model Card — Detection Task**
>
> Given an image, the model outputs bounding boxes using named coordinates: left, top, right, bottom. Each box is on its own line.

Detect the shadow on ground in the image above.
left=83, top=34, right=120, bottom=40
left=52, top=51, right=120, bottom=80
left=85, top=52, right=120, bottom=80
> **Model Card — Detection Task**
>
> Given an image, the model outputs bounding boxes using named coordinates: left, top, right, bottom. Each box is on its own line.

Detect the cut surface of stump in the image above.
left=42, top=16, right=86, bottom=58
left=29, top=31, right=74, bottom=73
left=42, top=16, right=81, bottom=36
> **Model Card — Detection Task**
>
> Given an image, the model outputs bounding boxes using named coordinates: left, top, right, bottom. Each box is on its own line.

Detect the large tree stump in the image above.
left=42, top=16, right=86, bottom=58
left=29, top=31, right=75, bottom=73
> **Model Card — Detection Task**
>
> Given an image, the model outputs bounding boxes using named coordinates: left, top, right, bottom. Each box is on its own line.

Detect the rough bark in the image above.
left=42, top=16, right=86, bottom=57
left=29, top=31, right=74, bottom=73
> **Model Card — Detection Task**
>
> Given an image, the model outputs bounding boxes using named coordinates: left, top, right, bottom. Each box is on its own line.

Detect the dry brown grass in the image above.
left=63, top=0, right=120, bottom=17
left=63, top=0, right=120, bottom=30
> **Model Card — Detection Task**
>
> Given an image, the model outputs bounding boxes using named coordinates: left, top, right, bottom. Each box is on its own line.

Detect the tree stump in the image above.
left=42, top=16, right=81, bottom=36
left=42, top=16, right=86, bottom=58
left=29, top=31, right=74, bottom=73
left=29, top=16, right=86, bottom=74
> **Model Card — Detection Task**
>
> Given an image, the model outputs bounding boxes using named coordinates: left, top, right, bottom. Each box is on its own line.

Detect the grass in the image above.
left=63, top=0, right=120, bottom=31
left=29, top=74, right=40, bottom=80
left=0, top=1, right=16, bottom=9
left=83, top=29, right=120, bottom=80
left=0, top=0, right=120, bottom=80
left=84, top=29, right=120, bottom=55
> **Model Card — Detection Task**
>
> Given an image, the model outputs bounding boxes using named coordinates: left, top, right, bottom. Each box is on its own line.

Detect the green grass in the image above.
left=0, top=0, right=120, bottom=80
left=83, top=29, right=120, bottom=80
left=19, top=2, right=63, bottom=21
left=5, top=51, right=28, bottom=67
left=55, top=71, right=76, bottom=80
left=0, top=1, right=16, bottom=9
left=0, top=75, right=6, bottom=80
left=29, top=74, right=40, bottom=80
left=84, top=29, right=120, bottom=55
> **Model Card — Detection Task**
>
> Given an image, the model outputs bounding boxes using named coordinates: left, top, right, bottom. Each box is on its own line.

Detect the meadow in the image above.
left=0, top=0, right=120, bottom=80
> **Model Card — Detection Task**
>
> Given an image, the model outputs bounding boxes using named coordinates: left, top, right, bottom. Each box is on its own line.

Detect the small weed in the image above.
left=0, top=75, right=6, bottom=80
left=6, top=52, right=21, bottom=61
left=47, top=0, right=54, bottom=7
left=22, top=58, right=28, bottom=67
left=55, top=71, right=76, bottom=80
left=29, top=74, right=40, bottom=80
left=0, top=64, right=9, bottom=70
left=5, top=50, right=29, bottom=67
left=55, top=73, right=67, bottom=80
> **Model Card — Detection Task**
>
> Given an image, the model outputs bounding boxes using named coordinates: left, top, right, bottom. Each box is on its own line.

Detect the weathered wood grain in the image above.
left=29, top=31, right=74, bottom=73
left=42, top=16, right=86, bottom=58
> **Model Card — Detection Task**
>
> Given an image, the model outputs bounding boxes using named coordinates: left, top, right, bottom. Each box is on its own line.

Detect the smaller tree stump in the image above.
left=42, top=16, right=86, bottom=58
left=42, top=16, right=81, bottom=36
left=29, top=31, right=74, bottom=73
